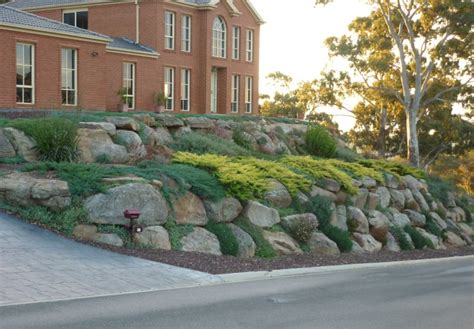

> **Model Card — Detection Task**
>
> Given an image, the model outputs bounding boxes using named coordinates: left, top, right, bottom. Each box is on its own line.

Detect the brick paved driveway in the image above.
left=0, top=212, right=221, bottom=306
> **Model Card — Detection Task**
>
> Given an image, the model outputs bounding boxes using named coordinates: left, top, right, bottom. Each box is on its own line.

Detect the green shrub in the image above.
left=97, top=225, right=132, bottom=247
left=164, top=220, right=194, bottom=250
left=234, top=217, right=276, bottom=258
left=0, top=156, right=25, bottom=164
left=304, top=125, right=336, bottom=158
left=232, top=127, right=253, bottom=150
left=335, top=147, right=361, bottom=162
left=404, top=225, right=434, bottom=249
left=304, top=195, right=333, bottom=228
left=390, top=226, right=413, bottom=250
left=286, top=218, right=318, bottom=243
left=424, top=213, right=443, bottom=238
left=321, top=225, right=352, bottom=252
left=10, top=118, right=79, bottom=162
left=205, top=221, right=239, bottom=256
left=173, top=131, right=250, bottom=156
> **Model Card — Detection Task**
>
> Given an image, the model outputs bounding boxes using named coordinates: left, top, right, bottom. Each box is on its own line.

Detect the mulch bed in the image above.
left=87, top=240, right=474, bottom=275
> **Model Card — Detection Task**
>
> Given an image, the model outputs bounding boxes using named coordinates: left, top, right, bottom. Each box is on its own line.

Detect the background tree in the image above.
left=315, top=0, right=473, bottom=167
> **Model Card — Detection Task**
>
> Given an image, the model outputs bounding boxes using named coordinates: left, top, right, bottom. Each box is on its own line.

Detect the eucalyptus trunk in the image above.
left=406, top=110, right=420, bottom=167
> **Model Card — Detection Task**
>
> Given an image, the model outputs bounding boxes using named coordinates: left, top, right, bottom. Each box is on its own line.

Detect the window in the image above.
left=16, top=43, right=34, bottom=104
left=181, top=15, right=191, bottom=52
left=231, top=74, right=240, bottom=113
left=246, top=29, right=254, bottom=62
left=61, top=48, right=77, bottom=106
left=164, top=67, right=175, bottom=111
left=212, top=16, right=226, bottom=58
left=63, top=10, right=88, bottom=29
left=123, top=63, right=135, bottom=110
left=232, top=26, right=240, bottom=60
left=181, top=69, right=191, bottom=111
left=245, top=76, right=253, bottom=113
left=165, top=11, right=175, bottom=50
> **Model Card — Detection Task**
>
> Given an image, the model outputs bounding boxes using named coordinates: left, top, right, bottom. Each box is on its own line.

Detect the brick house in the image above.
left=0, top=0, right=263, bottom=114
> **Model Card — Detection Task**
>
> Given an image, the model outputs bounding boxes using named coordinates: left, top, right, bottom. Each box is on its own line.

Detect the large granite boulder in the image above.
left=204, top=197, right=242, bottom=223
left=403, top=210, right=426, bottom=227
left=320, top=178, right=341, bottom=193
left=133, top=114, right=156, bottom=127
left=361, top=176, right=377, bottom=189
left=415, top=228, right=446, bottom=250
left=78, top=122, right=116, bottom=136
left=375, top=186, right=391, bottom=208
left=310, top=185, right=337, bottom=202
left=366, top=210, right=390, bottom=242
left=84, top=183, right=169, bottom=225
left=0, top=129, right=16, bottom=158
left=264, top=179, right=292, bottom=208
left=366, top=192, right=380, bottom=210
left=384, top=232, right=401, bottom=252
left=350, top=188, right=369, bottom=209
left=389, top=189, right=405, bottom=210
left=403, top=175, right=423, bottom=191
left=330, top=205, right=348, bottom=231
left=403, top=189, right=420, bottom=211
left=443, top=231, right=466, bottom=248
left=114, top=130, right=147, bottom=159
left=347, top=206, right=369, bottom=233
left=184, top=117, right=215, bottom=129
left=412, top=190, right=430, bottom=212
left=262, top=231, right=302, bottom=255
left=430, top=212, right=448, bottom=229
left=352, top=233, right=382, bottom=253
left=307, top=232, right=340, bottom=255
left=227, top=223, right=256, bottom=258
left=174, top=192, right=208, bottom=226
left=154, top=127, right=174, bottom=145
left=133, top=226, right=171, bottom=250
left=93, top=233, right=124, bottom=247
left=281, top=213, right=319, bottom=232
left=241, top=201, right=280, bottom=228
left=180, top=227, right=222, bottom=255
left=154, top=114, right=184, bottom=128
left=389, top=210, right=411, bottom=228
left=2, top=127, right=37, bottom=161
left=77, top=128, right=128, bottom=163
left=105, top=117, right=139, bottom=131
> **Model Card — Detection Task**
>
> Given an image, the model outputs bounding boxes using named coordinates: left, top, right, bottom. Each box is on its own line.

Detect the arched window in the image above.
left=212, top=16, right=226, bottom=58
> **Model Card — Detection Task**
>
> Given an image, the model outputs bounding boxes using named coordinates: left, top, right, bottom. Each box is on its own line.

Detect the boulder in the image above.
left=403, top=189, right=420, bottom=211
left=2, top=127, right=37, bottom=161
left=350, top=241, right=365, bottom=254
left=307, top=232, right=340, bottom=255
left=361, top=176, right=377, bottom=189
left=295, top=191, right=310, bottom=207
left=375, top=186, right=391, bottom=208
left=310, top=185, right=337, bottom=202
left=180, top=227, right=222, bottom=255
left=412, top=190, right=430, bottom=212
left=241, top=201, right=280, bottom=228
left=264, top=179, right=292, bottom=208
left=204, top=197, right=242, bottom=223
left=403, top=175, right=423, bottom=191
left=366, top=210, right=390, bottom=242
left=415, top=228, right=446, bottom=250
left=429, top=212, right=448, bottom=230
left=347, top=206, right=369, bottom=234
left=457, top=223, right=473, bottom=237
left=389, top=211, right=411, bottom=228
left=330, top=205, right=348, bottom=231
left=350, top=188, right=369, bottom=209
left=366, top=193, right=380, bottom=210
left=352, top=233, right=382, bottom=253
left=385, top=174, right=399, bottom=189
left=77, top=128, right=128, bottom=164
left=155, top=114, right=184, bottom=128
left=93, top=233, right=124, bottom=247
left=403, top=210, right=426, bottom=227
left=84, top=183, right=169, bottom=225
left=335, top=190, right=349, bottom=205
left=320, top=178, right=341, bottom=193
left=78, top=122, right=116, bottom=136
left=105, top=117, right=139, bottom=131
left=384, top=232, right=401, bottom=252
left=133, top=114, right=156, bottom=127
left=174, top=192, right=208, bottom=226
left=445, top=192, right=457, bottom=208
left=133, top=226, right=171, bottom=250
left=389, top=189, right=405, bottom=210
left=184, top=117, right=215, bottom=129
left=227, top=223, right=256, bottom=258
left=173, top=126, right=192, bottom=137
left=262, top=231, right=302, bottom=255
left=281, top=213, right=319, bottom=232
left=72, top=225, right=98, bottom=240
left=443, top=231, right=466, bottom=248
left=114, top=130, right=147, bottom=159
left=253, top=131, right=277, bottom=154
left=0, top=129, right=16, bottom=158
left=154, top=127, right=173, bottom=145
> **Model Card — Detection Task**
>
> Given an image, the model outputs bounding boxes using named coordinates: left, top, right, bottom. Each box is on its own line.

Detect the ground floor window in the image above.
left=16, top=43, right=34, bottom=104
left=123, top=62, right=135, bottom=110
left=181, top=69, right=191, bottom=111
left=61, top=48, right=77, bottom=106
left=245, top=76, right=253, bottom=113
left=231, top=74, right=240, bottom=113
left=164, top=67, right=175, bottom=111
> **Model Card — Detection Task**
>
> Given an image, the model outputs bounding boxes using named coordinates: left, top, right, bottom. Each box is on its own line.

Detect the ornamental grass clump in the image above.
left=205, top=221, right=239, bottom=256
left=403, top=225, right=434, bottom=249
left=304, top=125, right=336, bottom=158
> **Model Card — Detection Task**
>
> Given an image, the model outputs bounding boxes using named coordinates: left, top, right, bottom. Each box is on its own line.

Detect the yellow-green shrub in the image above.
left=325, top=159, right=384, bottom=183
left=358, top=159, right=425, bottom=179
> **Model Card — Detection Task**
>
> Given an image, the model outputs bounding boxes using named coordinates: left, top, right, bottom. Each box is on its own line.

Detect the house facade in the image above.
left=0, top=0, right=263, bottom=114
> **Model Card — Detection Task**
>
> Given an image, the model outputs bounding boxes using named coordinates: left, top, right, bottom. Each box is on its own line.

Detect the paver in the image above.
left=0, top=212, right=221, bottom=306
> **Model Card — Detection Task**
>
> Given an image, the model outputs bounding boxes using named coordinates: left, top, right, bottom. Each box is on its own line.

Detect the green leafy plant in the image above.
left=404, top=225, right=434, bottom=249
left=205, top=221, right=239, bottom=256
left=390, top=226, right=413, bottom=251
left=321, top=225, right=352, bottom=252
left=154, top=91, right=167, bottom=106
left=234, top=217, right=276, bottom=258
left=304, top=125, right=336, bottom=158
left=303, top=195, right=333, bottom=228
left=173, top=132, right=251, bottom=157
left=164, top=220, right=194, bottom=250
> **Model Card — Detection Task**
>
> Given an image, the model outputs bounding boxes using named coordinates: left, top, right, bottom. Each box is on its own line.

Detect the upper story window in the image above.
left=246, top=29, right=254, bottom=62
left=16, top=43, right=34, bottom=104
left=232, top=26, right=240, bottom=60
left=63, top=9, right=88, bottom=29
left=181, top=15, right=192, bottom=52
left=212, top=16, right=226, bottom=58
left=165, top=11, right=175, bottom=50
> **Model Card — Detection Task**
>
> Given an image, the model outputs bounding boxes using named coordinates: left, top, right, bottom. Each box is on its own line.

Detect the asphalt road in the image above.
left=1, top=257, right=473, bottom=329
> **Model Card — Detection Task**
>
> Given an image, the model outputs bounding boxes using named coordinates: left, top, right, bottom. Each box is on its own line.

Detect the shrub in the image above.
left=232, top=127, right=253, bottom=150
left=321, top=225, right=353, bottom=252
left=164, top=220, right=194, bottom=250
left=358, top=159, right=425, bottom=179
left=98, top=225, right=132, bottom=247
left=234, top=217, right=276, bottom=258
left=285, top=217, right=318, bottom=243
left=0, top=156, right=25, bottom=164
left=205, top=221, right=239, bottom=256
left=390, top=226, right=413, bottom=250
left=404, top=225, right=434, bottom=249
left=335, top=147, right=361, bottom=162
left=424, top=213, right=443, bottom=238
left=173, top=131, right=250, bottom=157
left=10, top=118, right=79, bottom=162
left=426, top=175, right=454, bottom=206
left=304, top=195, right=333, bottom=228
left=304, top=125, right=336, bottom=158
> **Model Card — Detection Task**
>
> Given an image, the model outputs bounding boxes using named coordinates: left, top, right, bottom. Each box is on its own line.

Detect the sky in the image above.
left=250, top=0, right=371, bottom=130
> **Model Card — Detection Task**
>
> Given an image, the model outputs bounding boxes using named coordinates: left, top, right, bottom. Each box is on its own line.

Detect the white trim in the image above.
left=62, top=8, right=89, bottom=14
left=63, top=8, right=88, bottom=29
left=106, top=48, right=159, bottom=59
left=245, top=76, right=253, bottom=113
left=210, top=67, right=218, bottom=113
left=212, top=16, right=226, bottom=58
left=232, top=26, right=240, bottom=60
left=15, top=43, right=35, bottom=105
left=246, top=29, right=254, bottom=62
left=231, top=74, right=239, bottom=113
left=123, top=62, right=135, bottom=110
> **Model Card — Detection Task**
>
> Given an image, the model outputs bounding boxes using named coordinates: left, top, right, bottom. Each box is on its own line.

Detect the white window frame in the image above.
left=246, top=29, right=254, bottom=62
left=181, top=15, right=192, bottom=52
left=63, top=8, right=88, bottom=29
left=232, top=26, right=240, bottom=60
left=16, top=43, right=35, bottom=104
left=180, top=69, right=191, bottom=112
left=245, top=76, right=253, bottom=113
left=212, top=16, right=227, bottom=58
left=164, top=67, right=175, bottom=111
left=165, top=11, right=175, bottom=50
left=61, top=48, right=77, bottom=106
left=123, top=62, right=136, bottom=110
left=231, top=74, right=240, bottom=113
